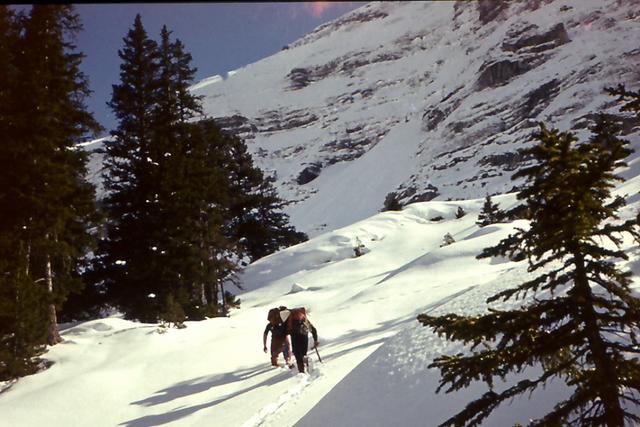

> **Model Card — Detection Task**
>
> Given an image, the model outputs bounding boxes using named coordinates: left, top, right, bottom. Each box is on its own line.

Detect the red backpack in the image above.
left=287, top=307, right=309, bottom=335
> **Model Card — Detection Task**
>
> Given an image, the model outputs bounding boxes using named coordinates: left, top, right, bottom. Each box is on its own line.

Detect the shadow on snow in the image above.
left=120, top=365, right=288, bottom=427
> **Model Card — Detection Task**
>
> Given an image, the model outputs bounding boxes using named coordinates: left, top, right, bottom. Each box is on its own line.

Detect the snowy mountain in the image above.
left=190, top=0, right=639, bottom=236
left=3, top=2, right=639, bottom=426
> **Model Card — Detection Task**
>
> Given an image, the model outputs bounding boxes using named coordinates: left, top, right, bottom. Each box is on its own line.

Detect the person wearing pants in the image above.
left=290, top=318, right=318, bottom=373
left=263, top=320, right=292, bottom=367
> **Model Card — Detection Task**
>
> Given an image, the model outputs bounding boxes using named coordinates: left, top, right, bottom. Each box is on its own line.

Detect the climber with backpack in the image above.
left=280, top=307, right=319, bottom=373
left=263, top=306, right=293, bottom=368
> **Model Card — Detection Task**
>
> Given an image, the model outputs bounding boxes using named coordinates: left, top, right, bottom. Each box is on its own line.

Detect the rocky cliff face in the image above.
left=192, top=0, right=639, bottom=235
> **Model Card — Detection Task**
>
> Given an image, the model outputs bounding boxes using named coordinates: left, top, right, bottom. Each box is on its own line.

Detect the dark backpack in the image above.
left=267, top=306, right=288, bottom=323
left=287, top=307, right=309, bottom=336
left=267, top=307, right=289, bottom=337
left=267, top=307, right=280, bottom=323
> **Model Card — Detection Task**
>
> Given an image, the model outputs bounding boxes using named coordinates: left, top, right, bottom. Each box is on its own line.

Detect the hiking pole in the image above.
left=314, top=346, right=323, bottom=363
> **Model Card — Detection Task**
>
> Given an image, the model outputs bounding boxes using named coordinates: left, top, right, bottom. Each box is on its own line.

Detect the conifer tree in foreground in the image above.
left=99, top=16, right=305, bottom=322
left=0, top=6, right=46, bottom=381
left=142, top=25, right=207, bottom=320
left=99, top=14, right=162, bottom=322
left=418, top=114, right=640, bottom=426
left=175, top=119, right=240, bottom=317
left=0, top=5, right=100, bottom=378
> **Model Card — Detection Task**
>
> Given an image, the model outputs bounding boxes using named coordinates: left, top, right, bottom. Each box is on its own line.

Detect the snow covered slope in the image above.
left=191, top=0, right=640, bottom=236
left=2, top=179, right=638, bottom=426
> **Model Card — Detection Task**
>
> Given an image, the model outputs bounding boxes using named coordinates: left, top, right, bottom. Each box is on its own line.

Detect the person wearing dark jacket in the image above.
left=282, top=308, right=318, bottom=373
left=263, top=318, right=292, bottom=367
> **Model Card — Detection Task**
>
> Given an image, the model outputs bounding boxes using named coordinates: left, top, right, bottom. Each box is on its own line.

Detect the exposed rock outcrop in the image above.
left=477, top=0, right=510, bottom=24
left=256, top=109, right=318, bottom=132
left=288, top=68, right=312, bottom=90
left=502, top=23, right=570, bottom=53
left=519, top=78, right=562, bottom=119
left=478, top=152, right=525, bottom=171
left=476, top=58, right=539, bottom=90
left=213, top=115, right=257, bottom=136
left=296, top=163, right=323, bottom=185
left=397, top=185, right=441, bottom=205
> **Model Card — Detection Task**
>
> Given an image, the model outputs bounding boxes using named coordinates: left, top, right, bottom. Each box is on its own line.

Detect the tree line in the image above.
left=0, top=5, right=306, bottom=381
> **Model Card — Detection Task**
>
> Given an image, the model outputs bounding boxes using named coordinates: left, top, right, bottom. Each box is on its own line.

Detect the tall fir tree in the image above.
left=418, top=116, right=640, bottom=426
left=223, top=133, right=307, bottom=262
left=176, top=119, right=238, bottom=316
left=99, top=17, right=306, bottom=322
left=100, top=18, right=222, bottom=321
left=155, top=25, right=201, bottom=126
left=99, top=14, right=162, bottom=322
left=0, top=6, right=48, bottom=380
left=149, top=25, right=210, bottom=319
left=0, top=5, right=100, bottom=378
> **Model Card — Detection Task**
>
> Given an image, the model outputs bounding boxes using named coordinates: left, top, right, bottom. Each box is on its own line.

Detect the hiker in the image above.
left=263, top=307, right=293, bottom=368
left=282, top=307, right=319, bottom=373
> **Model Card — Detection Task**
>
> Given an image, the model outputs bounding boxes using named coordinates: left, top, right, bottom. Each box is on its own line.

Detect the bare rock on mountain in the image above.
left=477, top=0, right=510, bottom=24
left=296, top=163, right=322, bottom=185
left=502, top=23, right=570, bottom=53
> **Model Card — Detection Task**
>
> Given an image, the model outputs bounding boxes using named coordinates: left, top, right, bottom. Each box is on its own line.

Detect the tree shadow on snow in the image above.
left=312, top=317, right=410, bottom=365
left=120, top=365, right=287, bottom=427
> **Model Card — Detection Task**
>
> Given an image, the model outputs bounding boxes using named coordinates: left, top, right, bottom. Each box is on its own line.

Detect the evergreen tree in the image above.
left=382, top=191, right=403, bottom=211
left=0, top=5, right=100, bottom=377
left=154, top=119, right=236, bottom=318
left=223, top=134, right=307, bottom=261
left=606, top=84, right=640, bottom=118
left=476, top=195, right=503, bottom=227
left=99, top=14, right=162, bottom=322
left=418, top=118, right=640, bottom=426
left=99, top=17, right=306, bottom=322
left=440, top=232, right=455, bottom=247
left=0, top=9, right=50, bottom=374
left=100, top=18, right=217, bottom=322
left=150, top=25, right=209, bottom=319
left=20, top=4, right=100, bottom=343
left=155, top=25, right=201, bottom=126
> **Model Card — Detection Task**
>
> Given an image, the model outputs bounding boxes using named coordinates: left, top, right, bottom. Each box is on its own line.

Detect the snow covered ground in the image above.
left=2, top=183, right=639, bottom=426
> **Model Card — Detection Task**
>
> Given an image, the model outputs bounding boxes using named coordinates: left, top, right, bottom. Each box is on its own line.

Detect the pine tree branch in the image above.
left=439, top=354, right=581, bottom=427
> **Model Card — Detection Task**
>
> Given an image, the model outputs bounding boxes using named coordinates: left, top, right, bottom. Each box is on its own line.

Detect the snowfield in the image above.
left=1, top=188, right=639, bottom=426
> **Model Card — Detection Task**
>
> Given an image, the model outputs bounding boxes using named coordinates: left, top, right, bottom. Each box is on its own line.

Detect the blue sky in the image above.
left=24, top=3, right=366, bottom=136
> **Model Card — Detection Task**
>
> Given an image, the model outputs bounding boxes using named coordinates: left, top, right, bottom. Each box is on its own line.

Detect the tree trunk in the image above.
left=45, top=252, right=62, bottom=346
left=198, top=281, right=206, bottom=305
left=14, top=241, right=31, bottom=358
left=25, top=240, right=31, bottom=276
left=573, top=250, right=624, bottom=426
left=220, top=280, right=227, bottom=315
